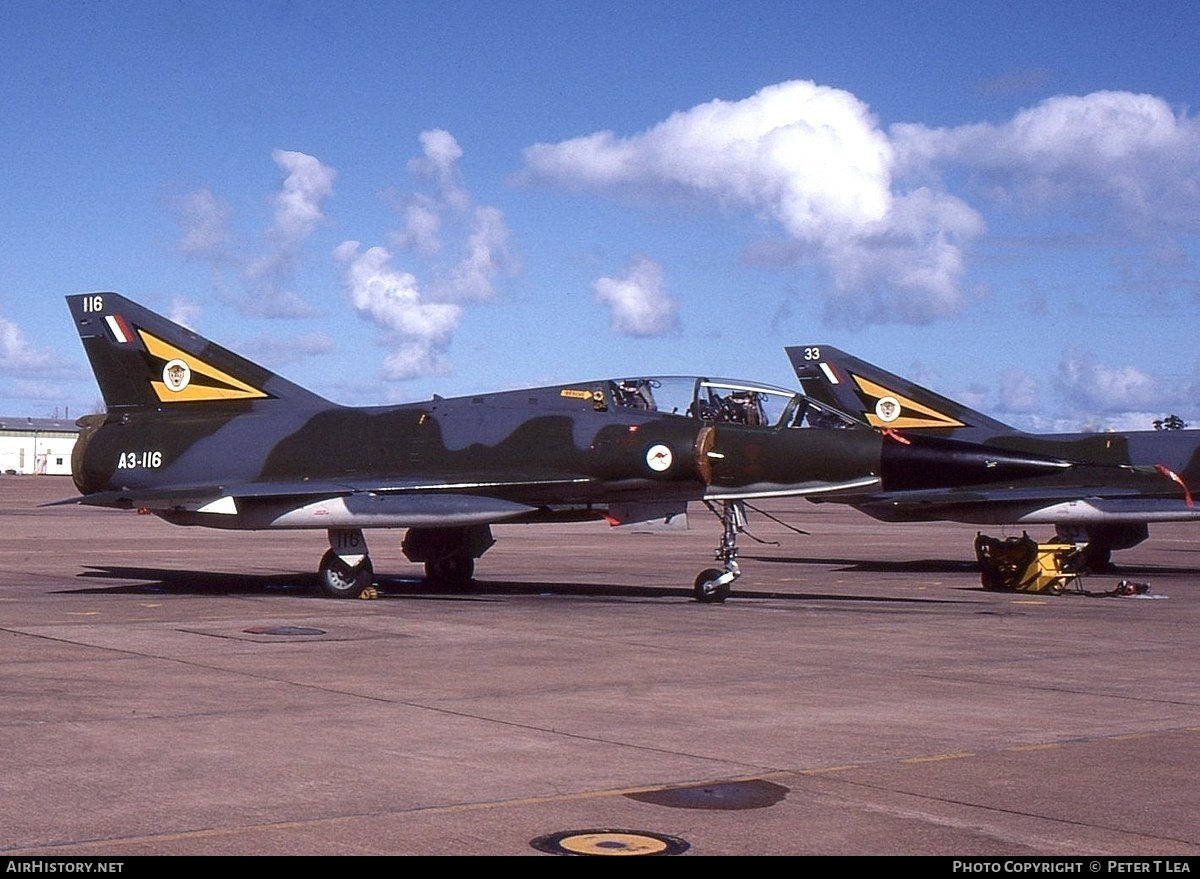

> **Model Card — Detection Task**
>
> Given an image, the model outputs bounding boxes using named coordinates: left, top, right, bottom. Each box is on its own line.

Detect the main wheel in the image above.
left=694, top=568, right=731, bottom=603
left=425, top=552, right=475, bottom=588
left=1083, top=542, right=1115, bottom=572
left=317, top=549, right=373, bottom=598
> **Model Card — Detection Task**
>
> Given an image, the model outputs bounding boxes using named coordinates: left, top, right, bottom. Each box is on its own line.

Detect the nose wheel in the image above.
left=317, top=528, right=374, bottom=598
left=694, top=567, right=735, bottom=603
left=694, top=500, right=745, bottom=603
left=318, top=549, right=374, bottom=598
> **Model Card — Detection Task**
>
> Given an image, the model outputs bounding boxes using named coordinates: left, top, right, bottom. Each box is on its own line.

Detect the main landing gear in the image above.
left=402, top=525, right=493, bottom=589
left=316, top=525, right=496, bottom=598
left=317, top=528, right=374, bottom=598
left=316, top=516, right=752, bottom=603
left=694, top=500, right=746, bottom=603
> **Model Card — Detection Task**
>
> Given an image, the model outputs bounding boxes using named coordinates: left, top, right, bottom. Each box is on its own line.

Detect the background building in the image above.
left=0, top=417, right=80, bottom=476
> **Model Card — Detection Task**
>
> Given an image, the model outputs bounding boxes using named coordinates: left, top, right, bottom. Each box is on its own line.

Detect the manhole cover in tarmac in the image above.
left=243, top=626, right=327, bottom=636
left=626, top=779, right=789, bottom=810
left=530, top=829, right=689, bottom=856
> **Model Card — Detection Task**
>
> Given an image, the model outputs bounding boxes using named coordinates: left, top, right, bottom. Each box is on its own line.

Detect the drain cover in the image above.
left=626, top=779, right=788, bottom=810
left=243, top=626, right=327, bottom=636
left=530, top=829, right=689, bottom=856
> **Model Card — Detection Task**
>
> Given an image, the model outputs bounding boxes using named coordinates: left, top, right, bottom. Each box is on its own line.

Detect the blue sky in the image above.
left=2, top=0, right=1198, bottom=432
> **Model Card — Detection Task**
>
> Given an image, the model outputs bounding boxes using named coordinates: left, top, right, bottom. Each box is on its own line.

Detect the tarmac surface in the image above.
left=2, top=474, right=1198, bottom=857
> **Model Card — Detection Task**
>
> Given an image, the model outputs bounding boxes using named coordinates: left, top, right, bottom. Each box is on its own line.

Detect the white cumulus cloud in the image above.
left=269, top=148, right=337, bottom=241
left=1054, top=350, right=1167, bottom=416
left=392, top=130, right=516, bottom=305
left=176, top=150, right=336, bottom=318
left=343, top=131, right=517, bottom=380
left=168, top=296, right=202, bottom=330
left=521, top=80, right=984, bottom=323
left=996, top=368, right=1041, bottom=415
left=393, top=198, right=443, bottom=257
left=243, top=150, right=337, bottom=315
left=0, top=315, right=55, bottom=373
left=436, top=205, right=514, bottom=303
left=593, top=256, right=679, bottom=337
left=407, top=128, right=471, bottom=212
left=521, top=82, right=1200, bottom=325
left=523, top=81, right=894, bottom=235
left=334, top=241, right=462, bottom=380
left=893, top=90, right=1200, bottom=226
left=175, top=187, right=230, bottom=261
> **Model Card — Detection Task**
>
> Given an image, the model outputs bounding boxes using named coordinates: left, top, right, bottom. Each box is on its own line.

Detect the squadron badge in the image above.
left=163, top=359, right=191, bottom=393
left=874, top=395, right=900, bottom=423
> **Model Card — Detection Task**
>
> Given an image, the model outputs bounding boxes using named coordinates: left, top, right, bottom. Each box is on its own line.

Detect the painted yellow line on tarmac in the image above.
left=1006, top=743, right=1062, bottom=752
left=800, top=764, right=860, bottom=775
left=902, top=751, right=974, bottom=764
left=7, top=772, right=799, bottom=853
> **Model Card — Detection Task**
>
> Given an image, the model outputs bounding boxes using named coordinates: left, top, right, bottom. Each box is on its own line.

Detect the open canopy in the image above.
left=606, top=376, right=864, bottom=429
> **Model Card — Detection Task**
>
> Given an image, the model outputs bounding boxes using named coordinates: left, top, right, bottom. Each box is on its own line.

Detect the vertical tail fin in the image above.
left=786, top=344, right=1016, bottom=438
left=68, top=292, right=328, bottom=412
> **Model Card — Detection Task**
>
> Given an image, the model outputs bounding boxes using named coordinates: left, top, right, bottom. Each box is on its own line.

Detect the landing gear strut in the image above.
left=694, top=500, right=745, bottom=603
left=1054, top=523, right=1147, bottom=573
left=402, top=525, right=493, bottom=589
left=317, top=528, right=374, bottom=598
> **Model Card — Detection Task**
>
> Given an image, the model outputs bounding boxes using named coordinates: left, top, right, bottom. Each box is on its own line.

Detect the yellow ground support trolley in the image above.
left=974, top=533, right=1085, bottom=594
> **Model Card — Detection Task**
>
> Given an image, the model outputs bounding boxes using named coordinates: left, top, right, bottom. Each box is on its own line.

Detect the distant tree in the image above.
left=1153, top=414, right=1188, bottom=430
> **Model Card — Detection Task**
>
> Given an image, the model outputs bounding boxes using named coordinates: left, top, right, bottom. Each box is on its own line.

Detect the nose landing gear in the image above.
left=694, top=500, right=746, bottom=603
left=318, top=528, right=374, bottom=598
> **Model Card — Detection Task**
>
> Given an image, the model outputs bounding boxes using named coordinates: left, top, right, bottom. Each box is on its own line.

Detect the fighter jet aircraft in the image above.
left=788, top=345, right=1200, bottom=569
left=61, top=293, right=1092, bottom=602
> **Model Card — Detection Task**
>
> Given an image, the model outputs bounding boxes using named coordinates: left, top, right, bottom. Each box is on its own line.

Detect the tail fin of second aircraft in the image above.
left=67, top=292, right=330, bottom=412
left=786, top=344, right=1016, bottom=438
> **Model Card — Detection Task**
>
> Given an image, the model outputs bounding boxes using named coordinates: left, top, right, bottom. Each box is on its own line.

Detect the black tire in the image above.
left=1083, top=542, right=1115, bottom=573
left=425, top=552, right=475, bottom=588
left=317, top=548, right=373, bottom=598
left=694, top=568, right=730, bottom=603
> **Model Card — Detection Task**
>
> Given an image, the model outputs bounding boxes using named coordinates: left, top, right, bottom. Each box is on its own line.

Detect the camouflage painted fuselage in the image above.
left=790, top=344, right=1200, bottom=558
left=67, top=294, right=890, bottom=535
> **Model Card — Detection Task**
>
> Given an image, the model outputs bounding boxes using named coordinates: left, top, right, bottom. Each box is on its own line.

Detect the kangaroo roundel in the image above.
left=646, top=444, right=673, bottom=472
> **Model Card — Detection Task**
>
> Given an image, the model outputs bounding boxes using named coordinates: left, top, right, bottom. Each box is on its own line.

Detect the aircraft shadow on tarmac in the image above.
left=747, top=554, right=979, bottom=574
left=69, top=565, right=965, bottom=605
left=746, top=553, right=1200, bottom=580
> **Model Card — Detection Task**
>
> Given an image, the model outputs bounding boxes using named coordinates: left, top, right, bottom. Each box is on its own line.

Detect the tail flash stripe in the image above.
left=852, top=374, right=966, bottom=429
left=819, top=362, right=840, bottom=384
left=138, top=330, right=269, bottom=403
left=105, top=314, right=132, bottom=344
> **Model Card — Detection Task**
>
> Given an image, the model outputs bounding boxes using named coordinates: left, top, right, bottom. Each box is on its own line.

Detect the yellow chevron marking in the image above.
left=139, top=330, right=268, bottom=403
left=853, top=374, right=965, bottom=429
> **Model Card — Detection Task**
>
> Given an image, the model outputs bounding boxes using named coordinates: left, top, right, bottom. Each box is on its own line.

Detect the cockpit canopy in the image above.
left=608, top=377, right=862, bottom=429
